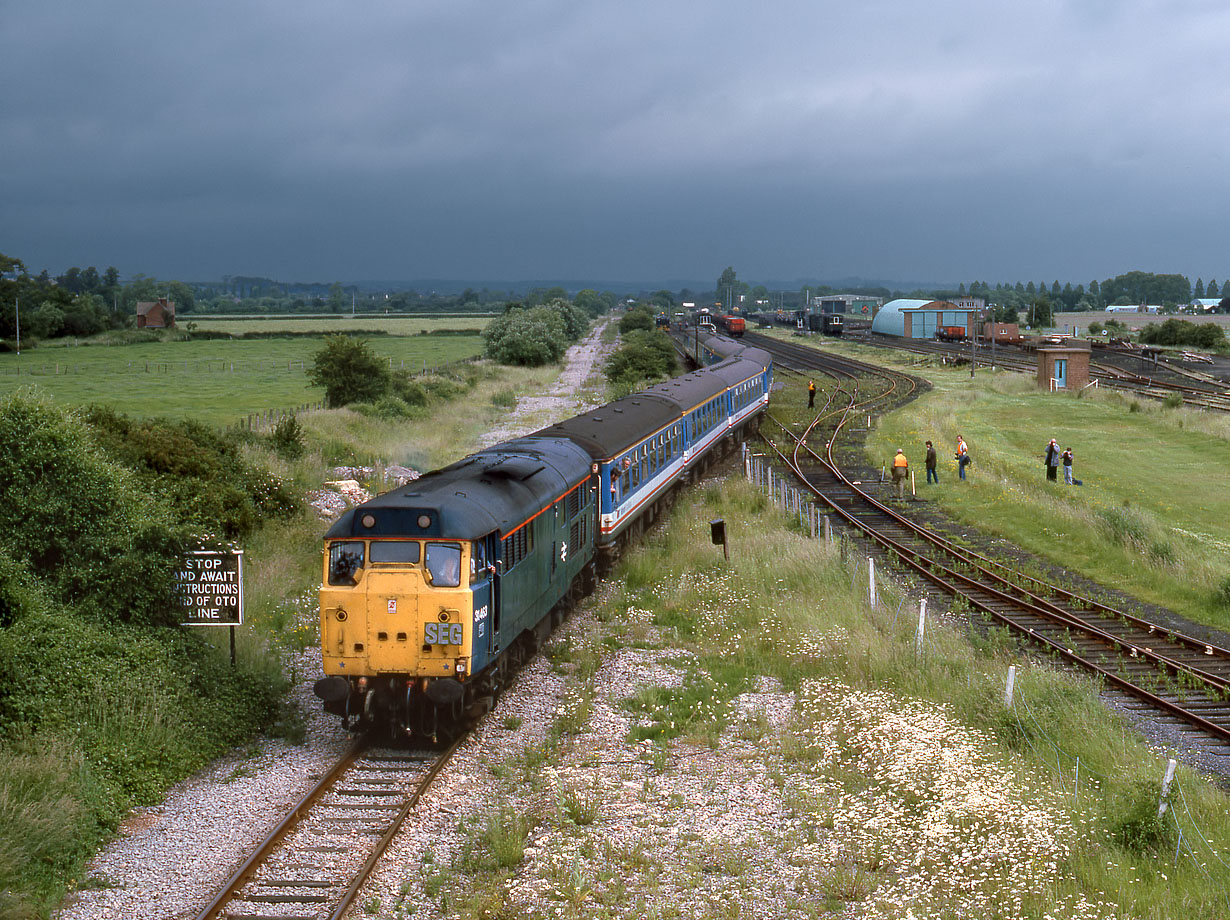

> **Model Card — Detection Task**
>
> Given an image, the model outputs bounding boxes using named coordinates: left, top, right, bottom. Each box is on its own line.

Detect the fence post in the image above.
left=1005, top=665, right=1017, bottom=707
left=868, top=557, right=877, bottom=608
left=914, top=598, right=927, bottom=655
left=1157, top=758, right=1177, bottom=820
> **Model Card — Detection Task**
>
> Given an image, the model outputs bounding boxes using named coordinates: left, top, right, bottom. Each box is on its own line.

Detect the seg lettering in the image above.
left=424, top=622, right=463, bottom=645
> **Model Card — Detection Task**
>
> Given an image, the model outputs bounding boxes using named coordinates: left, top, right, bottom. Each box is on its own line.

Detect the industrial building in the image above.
left=871, top=299, right=978, bottom=339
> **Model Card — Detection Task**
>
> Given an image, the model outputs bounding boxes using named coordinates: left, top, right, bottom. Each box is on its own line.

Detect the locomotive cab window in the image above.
left=370, top=540, right=420, bottom=564
left=328, top=541, right=365, bottom=585
left=425, top=541, right=462, bottom=587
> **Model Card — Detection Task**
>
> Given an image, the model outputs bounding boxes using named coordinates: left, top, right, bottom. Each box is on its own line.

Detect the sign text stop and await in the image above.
left=177, top=550, right=244, bottom=626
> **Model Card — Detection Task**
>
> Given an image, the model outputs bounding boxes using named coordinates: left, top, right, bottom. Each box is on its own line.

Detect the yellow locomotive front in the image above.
left=315, top=530, right=493, bottom=736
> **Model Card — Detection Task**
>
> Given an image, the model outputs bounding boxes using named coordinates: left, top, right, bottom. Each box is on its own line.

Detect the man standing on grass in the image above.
left=891, top=449, right=909, bottom=500
left=1045, top=438, right=1060, bottom=481
left=925, top=440, right=938, bottom=484
left=807, top=379, right=816, bottom=409
left=956, top=435, right=969, bottom=480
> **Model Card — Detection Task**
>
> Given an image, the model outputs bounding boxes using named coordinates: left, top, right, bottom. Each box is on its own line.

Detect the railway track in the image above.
left=193, top=737, right=461, bottom=920
left=840, top=329, right=1230, bottom=410
left=748, top=332, right=1230, bottom=755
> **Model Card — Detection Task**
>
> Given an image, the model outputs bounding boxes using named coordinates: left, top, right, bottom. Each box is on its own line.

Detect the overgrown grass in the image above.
left=410, top=473, right=1230, bottom=918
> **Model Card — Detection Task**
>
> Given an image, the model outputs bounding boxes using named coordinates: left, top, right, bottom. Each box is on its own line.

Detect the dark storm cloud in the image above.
left=3, top=0, right=1229, bottom=283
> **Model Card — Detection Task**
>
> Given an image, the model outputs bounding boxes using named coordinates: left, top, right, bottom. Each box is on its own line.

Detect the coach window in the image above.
left=425, top=542, right=462, bottom=588
left=328, top=541, right=365, bottom=586
left=370, top=540, right=420, bottom=564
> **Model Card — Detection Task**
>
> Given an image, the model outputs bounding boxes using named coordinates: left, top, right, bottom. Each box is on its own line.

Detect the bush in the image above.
left=308, top=335, right=391, bottom=407
left=619, top=307, right=656, bottom=334
left=82, top=406, right=300, bottom=541
left=1108, top=779, right=1174, bottom=854
left=483, top=301, right=588, bottom=367
left=0, top=393, right=185, bottom=626
left=0, top=611, right=283, bottom=911
left=270, top=415, right=305, bottom=460
left=604, top=329, right=677, bottom=391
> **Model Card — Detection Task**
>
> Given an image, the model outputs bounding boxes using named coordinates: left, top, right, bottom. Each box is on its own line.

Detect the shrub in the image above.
left=0, top=393, right=185, bottom=626
left=483, top=301, right=588, bottom=367
left=604, top=328, right=677, bottom=391
left=1215, top=575, right=1230, bottom=609
left=307, top=335, right=391, bottom=407
left=1107, top=779, right=1174, bottom=854
left=619, top=307, right=655, bottom=334
left=82, top=406, right=300, bottom=541
left=270, top=415, right=305, bottom=460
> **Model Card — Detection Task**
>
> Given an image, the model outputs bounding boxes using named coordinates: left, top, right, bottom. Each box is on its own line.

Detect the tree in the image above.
left=1194, top=278, right=1205, bottom=299
left=483, top=305, right=572, bottom=366
left=1208, top=280, right=1219, bottom=297
left=327, top=282, right=346, bottom=314
left=308, top=336, right=390, bottom=407
left=716, top=266, right=738, bottom=310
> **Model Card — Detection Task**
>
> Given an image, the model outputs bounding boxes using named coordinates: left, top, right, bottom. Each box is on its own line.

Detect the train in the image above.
left=314, top=334, right=772, bottom=737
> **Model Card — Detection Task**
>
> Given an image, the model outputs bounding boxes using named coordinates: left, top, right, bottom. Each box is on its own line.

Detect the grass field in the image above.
left=793, top=334, right=1230, bottom=632
left=0, top=333, right=485, bottom=426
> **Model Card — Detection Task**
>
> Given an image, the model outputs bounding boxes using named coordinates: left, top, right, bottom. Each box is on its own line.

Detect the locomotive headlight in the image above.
left=455, top=659, right=467, bottom=674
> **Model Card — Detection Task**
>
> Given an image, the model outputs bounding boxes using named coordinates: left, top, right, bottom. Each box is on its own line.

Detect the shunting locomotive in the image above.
left=314, top=334, right=771, bottom=738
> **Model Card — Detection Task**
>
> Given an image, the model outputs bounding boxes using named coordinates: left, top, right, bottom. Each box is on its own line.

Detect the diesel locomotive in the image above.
left=314, top=334, right=772, bottom=737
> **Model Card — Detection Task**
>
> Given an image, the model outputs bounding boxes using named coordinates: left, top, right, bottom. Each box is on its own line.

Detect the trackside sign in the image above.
left=177, top=550, right=244, bottom=626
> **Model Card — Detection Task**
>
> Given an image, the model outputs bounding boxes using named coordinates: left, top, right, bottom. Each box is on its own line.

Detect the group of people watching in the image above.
left=890, top=435, right=970, bottom=499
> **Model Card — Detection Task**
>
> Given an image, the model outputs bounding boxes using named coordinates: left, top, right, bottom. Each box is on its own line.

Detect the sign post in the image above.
left=177, top=550, right=244, bottom=664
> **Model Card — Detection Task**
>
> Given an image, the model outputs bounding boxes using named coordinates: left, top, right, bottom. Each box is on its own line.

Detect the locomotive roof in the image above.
left=324, top=436, right=593, bottom=541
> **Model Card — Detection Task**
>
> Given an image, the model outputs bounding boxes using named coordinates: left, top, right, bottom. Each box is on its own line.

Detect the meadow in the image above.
left=0, top=331, right=484, bottom=426
left=759, top=330, right=1230, bottom=633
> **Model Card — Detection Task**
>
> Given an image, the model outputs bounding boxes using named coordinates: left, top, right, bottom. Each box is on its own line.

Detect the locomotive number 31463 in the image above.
left=424, top=622, right=463, bottom=645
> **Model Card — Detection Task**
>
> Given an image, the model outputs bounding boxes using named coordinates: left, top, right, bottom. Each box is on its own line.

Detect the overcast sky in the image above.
left=3, top=0, right=1228, bottom=288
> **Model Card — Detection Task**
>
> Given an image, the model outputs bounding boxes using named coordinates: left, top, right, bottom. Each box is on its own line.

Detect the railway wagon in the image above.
left=715, top=313, right=746, bottom=337
left=805, top=313, right=844, bottom=336
left=315, top=339, right=773, bottom=737
left=936, top=325, right=968, bottom=342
